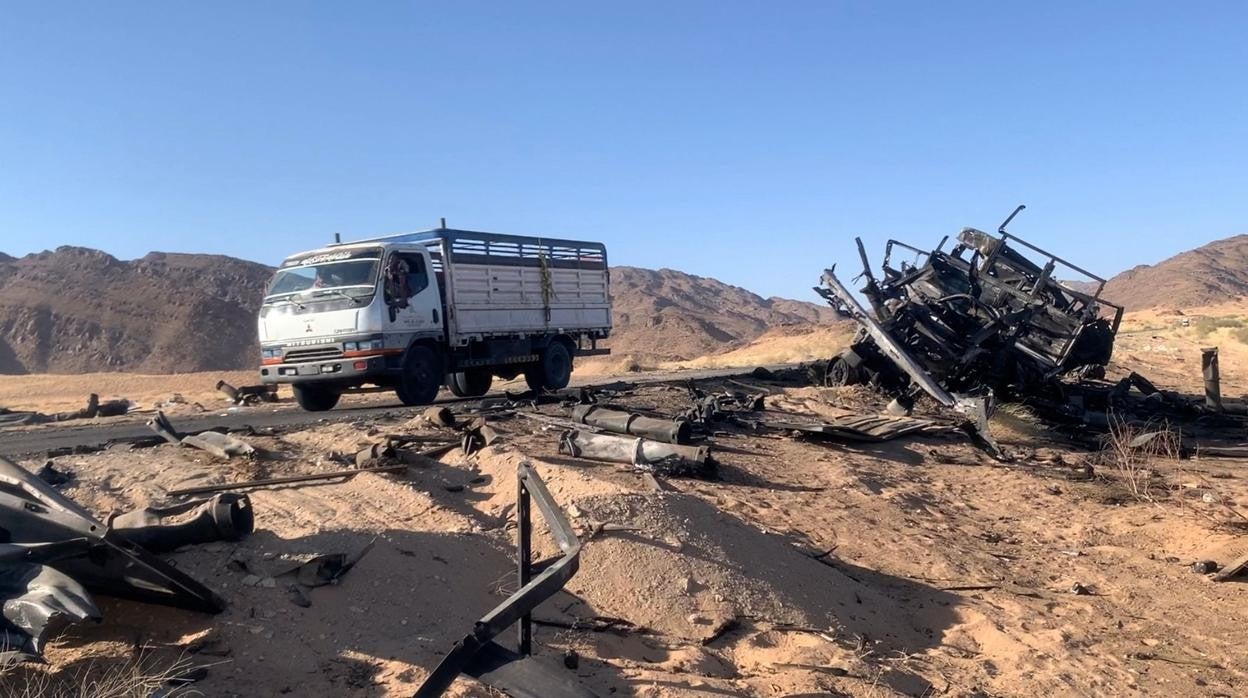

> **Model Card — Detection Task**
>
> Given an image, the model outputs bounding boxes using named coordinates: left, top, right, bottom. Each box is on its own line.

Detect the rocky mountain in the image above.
left=605, top=266, right=841, bottom=362
left=1101, top=234, right=1248, bottom=310
left=0, top=249, right=840, bottom=375
left=0, top=247, right=272, bottom=374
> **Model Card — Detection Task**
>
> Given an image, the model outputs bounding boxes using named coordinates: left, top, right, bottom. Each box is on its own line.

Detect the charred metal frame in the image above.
left=820, top=213, right=1127, bottom=402
left=415, top=462, right=591, bottom=698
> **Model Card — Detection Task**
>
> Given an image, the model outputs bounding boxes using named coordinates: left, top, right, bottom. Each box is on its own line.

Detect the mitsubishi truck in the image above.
left=258, top=227, right=611, bottom=411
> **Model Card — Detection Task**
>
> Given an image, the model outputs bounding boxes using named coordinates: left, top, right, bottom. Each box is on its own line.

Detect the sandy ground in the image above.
left=0, top=370, right=264, bottom=414
left=4, top=309, right=1248, bottom=696
left=3, top=363, right=1247, bottom=697
left=0, top=325, right=850, bottom=417
left=1111, top=302, right=1248, bottom=397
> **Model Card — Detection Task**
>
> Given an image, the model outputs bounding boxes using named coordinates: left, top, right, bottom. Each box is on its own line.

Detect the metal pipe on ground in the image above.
left=558, top=429, right=709, bottom=468
left=165, top=443, right=456, bottom=496
left=569, top=405, right=690, bottom=444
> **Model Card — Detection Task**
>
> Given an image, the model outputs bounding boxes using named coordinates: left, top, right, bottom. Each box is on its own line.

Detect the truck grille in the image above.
left=284, top=346, right=343, bottom=363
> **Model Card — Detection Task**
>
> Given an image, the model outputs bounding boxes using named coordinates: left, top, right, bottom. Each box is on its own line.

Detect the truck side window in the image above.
left=385, top=253, right=429, bottom=307
left=402, top=254, right=428, bottom=297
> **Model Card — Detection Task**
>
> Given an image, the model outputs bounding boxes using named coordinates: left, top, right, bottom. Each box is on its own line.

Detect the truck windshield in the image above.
left=265, top=258, right=380, bottom=302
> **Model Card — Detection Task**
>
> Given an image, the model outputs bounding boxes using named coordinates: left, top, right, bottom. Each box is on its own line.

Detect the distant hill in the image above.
left=1101, top=234, right=1248, bottom=310
left=605, top=266, right=842, bottom=362
left=0, top=249, right=841, bottom=374
left=0, top=247, right=272, bottom=374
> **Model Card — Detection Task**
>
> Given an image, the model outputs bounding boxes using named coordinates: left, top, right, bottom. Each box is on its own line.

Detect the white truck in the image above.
left=257, top=227, right=611, bottom=411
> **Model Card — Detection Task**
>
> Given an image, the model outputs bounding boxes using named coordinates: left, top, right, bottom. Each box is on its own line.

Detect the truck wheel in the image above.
left=395, top=346, right=441, bottom=406
left=825, top=356, right=860, bottom=387
left=524, top=342, right=572, bottom=391
left=447, top=369, right=493, bottom=398
left=293, top=384, right=340, bottom=412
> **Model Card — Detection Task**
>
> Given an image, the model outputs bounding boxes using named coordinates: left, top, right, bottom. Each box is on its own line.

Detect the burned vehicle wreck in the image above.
left=817, top=206, right=1126, bottom=426
left=0, top=455, right=251, bottom=663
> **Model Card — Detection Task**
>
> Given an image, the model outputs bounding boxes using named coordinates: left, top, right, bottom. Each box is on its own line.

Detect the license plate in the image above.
left=301, top=365, right=321, bottom=375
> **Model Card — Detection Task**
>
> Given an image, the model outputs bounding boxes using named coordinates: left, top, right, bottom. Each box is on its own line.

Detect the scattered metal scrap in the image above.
left=0, top=393, right=131, bottom=427
left=0, top=455, right=238, bottom=662
left=108, top=493, right=255, bottom=553
left=416, top=462, right=595, bottom=698
left=216, top=380, right=278, bottom=406
left=35, top=459, right=74, bottom=487
left=758, top=413, right=961, bottom=443
left=164, top=443, right=458, bottom=496
left=559, top=429, right=715, bottom=478
left=277, top=538, right=376, bottom=588
left=684, top=385, right=765, bottom=425
left=1211, top=550, right=1248, bottom=582
left=570, top=404, right=690, bottom=444
left=148, top=410, right=257, bottom=459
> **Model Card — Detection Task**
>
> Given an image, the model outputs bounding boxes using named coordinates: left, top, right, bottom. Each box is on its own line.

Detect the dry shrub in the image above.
left=0, top=651, right=205, bottom=698
left=1099, top=416, right=1182, bottom=502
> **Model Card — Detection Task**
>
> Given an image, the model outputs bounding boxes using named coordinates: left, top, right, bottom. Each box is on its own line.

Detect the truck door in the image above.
left=383, top=249, right=442, bottom=335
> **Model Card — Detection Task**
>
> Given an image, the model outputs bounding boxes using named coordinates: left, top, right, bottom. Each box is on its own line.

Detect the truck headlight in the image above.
left=261, top=347, right=281, bottom=360
left=345, top=338, right=383, bottom=352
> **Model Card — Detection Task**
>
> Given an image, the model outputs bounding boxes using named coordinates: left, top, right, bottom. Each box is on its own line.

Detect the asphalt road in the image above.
left=0, top=365, right=788, bottom=458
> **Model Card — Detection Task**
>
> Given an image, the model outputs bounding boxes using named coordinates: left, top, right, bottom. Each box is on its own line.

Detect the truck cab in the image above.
left=258, top=228, right=611, bottom=411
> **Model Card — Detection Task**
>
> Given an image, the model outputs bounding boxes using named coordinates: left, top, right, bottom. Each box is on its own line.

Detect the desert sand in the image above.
left=2, top=308, right=1247, bottom=696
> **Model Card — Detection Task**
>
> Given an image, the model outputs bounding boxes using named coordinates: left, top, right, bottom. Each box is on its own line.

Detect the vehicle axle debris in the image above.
left=570, top=404, right=691, bottom=444
left=147, top=410, right=257, bottom=459
left=164, top=443, right=457, bottom=496
left=558, top=429, right=714, bottom=477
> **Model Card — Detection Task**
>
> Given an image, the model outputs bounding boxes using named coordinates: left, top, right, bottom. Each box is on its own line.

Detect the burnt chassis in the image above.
left=818, top=224, right=1125, bottom=406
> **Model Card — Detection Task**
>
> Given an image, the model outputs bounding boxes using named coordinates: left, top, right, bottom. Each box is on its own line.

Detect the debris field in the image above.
left=2, top=363, right=1246, bottom=697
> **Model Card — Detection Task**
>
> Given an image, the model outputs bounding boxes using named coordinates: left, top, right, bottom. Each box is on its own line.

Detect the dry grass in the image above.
left=665, top=325, right=852, bottom=370
left=0, top=651, right=207, bottom=698
left=1098, top=416, right=1183, bottom=502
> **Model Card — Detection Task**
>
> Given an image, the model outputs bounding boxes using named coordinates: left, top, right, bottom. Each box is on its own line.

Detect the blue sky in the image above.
left=2, top=2, right=1246, bottom=302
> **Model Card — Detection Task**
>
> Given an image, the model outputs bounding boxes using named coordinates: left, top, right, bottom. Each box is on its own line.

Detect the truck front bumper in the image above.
left=259, top=355, right=391, bottom=385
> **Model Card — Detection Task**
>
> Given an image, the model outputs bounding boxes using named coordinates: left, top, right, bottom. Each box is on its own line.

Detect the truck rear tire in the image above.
left=825, top=355, right=860, bottom=387
left=447, top=369, right=493, bottom=398
left=395, top=346, right=441, bottom=406
left=293, top=384, right=340, bottom=412
left=524, top=342, right=572, bottom=391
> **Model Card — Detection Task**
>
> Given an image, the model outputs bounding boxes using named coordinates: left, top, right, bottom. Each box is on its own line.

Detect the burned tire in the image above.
left=446, top=369, right=493, bottom=398
left=293, top=384, right=340, bottom=412
left=395, top=346, right=441, bottom=406
left=524, top=342, right=572, bottom=391
left=825, top=356, right=859, bottom=387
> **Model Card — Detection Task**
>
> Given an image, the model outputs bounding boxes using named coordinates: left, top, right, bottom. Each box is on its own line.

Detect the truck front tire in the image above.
left=447, top=369, right=493, bottom=398
left=293, top=384, right=340, bottom=412
left=525, top=342, right=572, bottom=391
left=396, top=346, right=441, bottom=406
